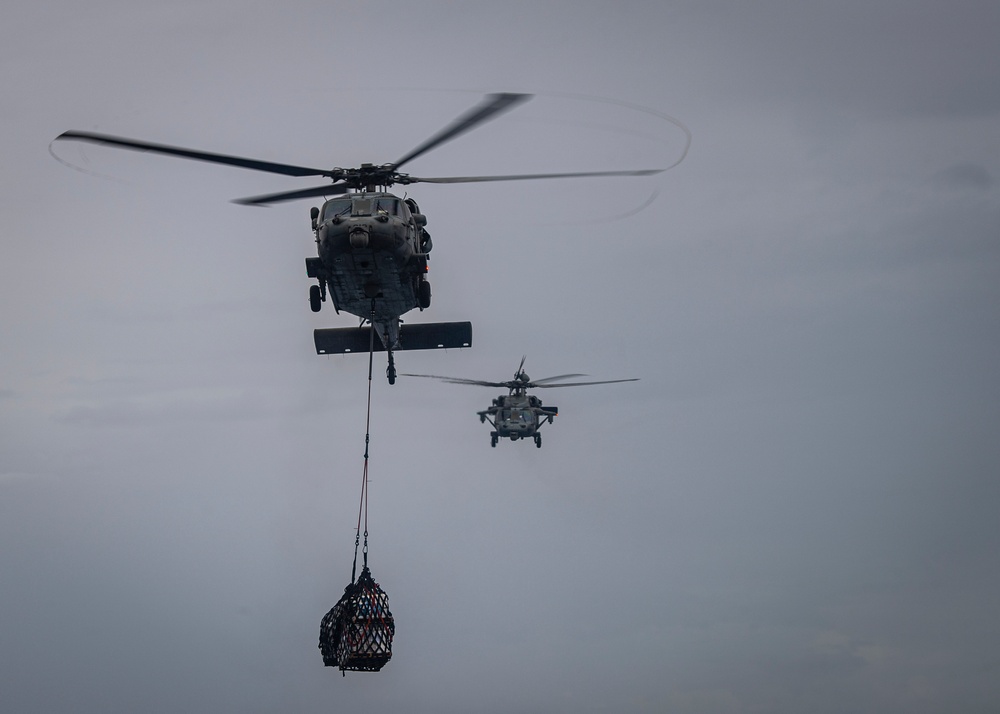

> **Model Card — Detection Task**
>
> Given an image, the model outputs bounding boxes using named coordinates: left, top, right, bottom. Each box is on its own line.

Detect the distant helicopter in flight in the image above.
left=403, top=357, right=638, bottom=447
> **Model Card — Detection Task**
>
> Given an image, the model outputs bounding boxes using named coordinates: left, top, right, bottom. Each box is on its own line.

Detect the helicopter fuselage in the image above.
left=307, top=191, right=471, bottom=384
left=307, top=192, right=430, bottom=327
left=479, top=392, right=557, bottom=448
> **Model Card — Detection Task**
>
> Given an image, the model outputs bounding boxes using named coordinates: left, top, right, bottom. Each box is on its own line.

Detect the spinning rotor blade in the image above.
left=399, top=373, right=508, bottom=388
left=233, top=183, right=350, bottom=206
left=54, top=131, right=332, bottom=178
left=516, top=355, right=527, bottom=378
left=407, top=168, right=663, bottom=184
left=530, top=373, right=588, bottom=384
left=533, top=378, right=639, bottom=388
left=391, top=93, right=531, bottom=171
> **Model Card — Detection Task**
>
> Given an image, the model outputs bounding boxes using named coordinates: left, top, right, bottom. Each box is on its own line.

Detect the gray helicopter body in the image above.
left=479, top=391, right=558, bottom=448
left=307, top=193, right=436, bottom=355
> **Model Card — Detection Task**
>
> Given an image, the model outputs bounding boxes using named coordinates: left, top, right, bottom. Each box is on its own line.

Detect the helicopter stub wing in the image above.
left=314, top=321, right=472, bottom=354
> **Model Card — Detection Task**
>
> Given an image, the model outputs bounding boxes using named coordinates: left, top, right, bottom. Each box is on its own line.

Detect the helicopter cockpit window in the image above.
left=351, top=198, right=373, bottom=216
left=322, top=199, right=352, bottom=221
left=374, top=198, right=398, bottom=216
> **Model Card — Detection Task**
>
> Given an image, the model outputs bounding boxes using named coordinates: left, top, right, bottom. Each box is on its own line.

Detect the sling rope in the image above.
left=351, top=302, right=377, bottom=584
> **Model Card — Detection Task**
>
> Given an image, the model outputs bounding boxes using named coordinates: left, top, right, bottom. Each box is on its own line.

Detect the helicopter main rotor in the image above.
left=55, top=93, right=665, bottom=206
left=402, top=356, right=638, bottom=393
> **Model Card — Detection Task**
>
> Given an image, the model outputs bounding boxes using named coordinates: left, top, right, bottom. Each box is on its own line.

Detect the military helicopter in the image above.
left=53, top=93, right=663, bottom=383
left=402, top=357, right=638, bottom=447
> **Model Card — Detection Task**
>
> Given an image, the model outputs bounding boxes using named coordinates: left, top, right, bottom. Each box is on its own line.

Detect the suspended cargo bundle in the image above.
left=319, top=566, right=394, bottom=672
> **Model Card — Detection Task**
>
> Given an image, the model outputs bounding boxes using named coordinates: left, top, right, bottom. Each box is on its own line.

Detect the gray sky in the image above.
left=3, top=1, right=999, bottom=712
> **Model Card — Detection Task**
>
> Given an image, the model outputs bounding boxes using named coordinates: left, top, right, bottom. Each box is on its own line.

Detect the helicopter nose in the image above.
left=349, top=226, right=369, bottom=249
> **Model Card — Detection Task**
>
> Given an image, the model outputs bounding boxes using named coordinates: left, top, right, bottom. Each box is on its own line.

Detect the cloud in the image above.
left=0, top=470, right=42, bottom=485
left=932, top=163, right=995, bottom=190
left=666, top=688, right=742, bottom=714
left=0, top=471, right=28, bottom=481
left=53, top=391, right=268, bottom=427
left=812, top=630, right=891, bottom=668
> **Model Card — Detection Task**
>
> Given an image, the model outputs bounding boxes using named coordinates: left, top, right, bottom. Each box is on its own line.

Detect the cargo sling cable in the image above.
left=352, top=304, right=377, bottom=584
left=319, top=302, right=395, bottom=673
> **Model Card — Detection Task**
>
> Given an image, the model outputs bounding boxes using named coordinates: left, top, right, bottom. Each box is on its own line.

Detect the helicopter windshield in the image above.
left=352, top=197, right=373, bottom=216
left=374, top=198, right=399, bottom=216
left=322, top=198, right=351, bottom=220
left=508, top=409, right=530, bottom=423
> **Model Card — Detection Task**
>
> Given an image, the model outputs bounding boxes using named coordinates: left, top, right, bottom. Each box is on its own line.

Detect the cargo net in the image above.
left=319, top=566, right=394, bottom=672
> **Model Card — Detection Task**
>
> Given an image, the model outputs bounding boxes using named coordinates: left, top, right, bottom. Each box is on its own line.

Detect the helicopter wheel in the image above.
left=534, top=434, right=542, bottom=448
left=309, top=284, right=322, bottom=313
left=417, top=279, right=431, bottom=310
left=386, top=351, right=396, bottom=385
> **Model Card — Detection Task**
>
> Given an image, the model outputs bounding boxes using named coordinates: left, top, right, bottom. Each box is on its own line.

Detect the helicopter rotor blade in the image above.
left=390, top=93, right=531, bottom=171
left=399, top=373, right=508, bottom=388
left=532, top=378, right=639, bottom=388
left=232, top=182, right=351, bottom=206
left=529, top=373, right=588, bottom=385
left=54, top=131, right=333, bottom=178
left=516, top=355, right=527, bottom=379
left=406, top=168, right=663, bottom=184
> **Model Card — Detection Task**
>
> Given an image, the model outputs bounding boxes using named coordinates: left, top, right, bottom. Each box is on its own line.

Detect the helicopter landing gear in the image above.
left=309, top=284, right=322, bottom=313
left=417, top=279, right=431, bottom=310
left=534, top=433, right=542, bottom=448
left=386, top=350, right=396, bottom=385
left=490, top=432, right=498, bottom=448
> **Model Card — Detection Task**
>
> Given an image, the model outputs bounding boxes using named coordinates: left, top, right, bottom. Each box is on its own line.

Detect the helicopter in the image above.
left=53, top=93, right=663, bottom=383
left=402, top=357, right=638, bottom=447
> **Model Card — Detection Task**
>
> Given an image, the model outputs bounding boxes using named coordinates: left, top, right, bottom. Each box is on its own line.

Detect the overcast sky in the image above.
left=2, top=1, right=999, bottom=712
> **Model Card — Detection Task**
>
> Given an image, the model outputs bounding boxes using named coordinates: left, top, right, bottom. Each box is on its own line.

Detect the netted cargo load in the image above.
left=319, top=566, right=394, bottom=672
